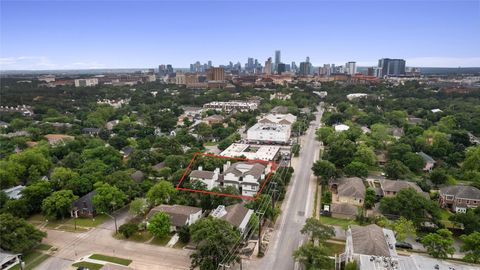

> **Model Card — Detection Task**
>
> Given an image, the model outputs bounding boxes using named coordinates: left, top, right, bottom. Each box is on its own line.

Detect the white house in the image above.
left=210, top=204, right=254, bottom=235
left=189, top=167, right=220, bottom=189
left=146, top=204, right=202, bottom=231
left=334, top=124, right=350, bottom=132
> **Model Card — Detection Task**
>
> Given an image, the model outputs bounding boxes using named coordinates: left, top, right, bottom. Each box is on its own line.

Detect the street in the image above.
left=248, top=104, right=324, bottom=270
left=36, top=208, right=191, bottom=270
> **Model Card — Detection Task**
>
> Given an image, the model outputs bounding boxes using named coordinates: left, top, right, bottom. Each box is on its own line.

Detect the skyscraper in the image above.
left=299, top=62, right=311, bottom=76
left=264, top=57, right=273, bottom=75
left=345, top=61, right=356, bottom=76
left=274, top=50, right=281, bottom=71
left=207, top=67, right=225, bottom=81
left=377, top=58, right=406, bottom=77
left=277, top=63, right=286, bottom=74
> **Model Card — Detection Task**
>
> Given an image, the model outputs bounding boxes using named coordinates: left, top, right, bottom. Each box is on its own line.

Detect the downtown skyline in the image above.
left=1, top=0, right=480, bottom=70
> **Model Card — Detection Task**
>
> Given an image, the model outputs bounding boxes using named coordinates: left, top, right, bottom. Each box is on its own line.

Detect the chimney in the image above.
left=223, top=161, right=231, bottom=172
left=198, top=166, right=203, bottom=171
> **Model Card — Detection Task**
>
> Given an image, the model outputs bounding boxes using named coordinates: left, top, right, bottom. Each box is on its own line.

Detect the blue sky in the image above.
left=1, top=0, right=479, bottom=70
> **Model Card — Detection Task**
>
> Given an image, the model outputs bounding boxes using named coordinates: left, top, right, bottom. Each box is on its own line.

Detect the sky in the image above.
left=1, top=0, right=480, bottom=70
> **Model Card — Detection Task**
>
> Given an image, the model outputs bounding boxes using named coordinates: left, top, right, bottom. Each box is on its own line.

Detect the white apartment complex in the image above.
left=203, top=101, right=258, bottom=112
left=74, top=78, right=99, bottom=87
left=220, top=143, right=280, bottom=161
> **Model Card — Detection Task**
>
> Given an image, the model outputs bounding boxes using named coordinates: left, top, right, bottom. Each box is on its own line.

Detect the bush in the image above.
left=178, top=225, right=190, bottom=243
left=119, top=223, right=138, bottom=238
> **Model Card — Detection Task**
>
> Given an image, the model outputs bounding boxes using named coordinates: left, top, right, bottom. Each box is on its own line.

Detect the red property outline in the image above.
left=176, top=152, right=277, bottom=201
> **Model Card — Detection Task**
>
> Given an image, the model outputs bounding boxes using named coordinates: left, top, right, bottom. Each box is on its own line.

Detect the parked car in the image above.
left=395, top=241, right=413, bottom=249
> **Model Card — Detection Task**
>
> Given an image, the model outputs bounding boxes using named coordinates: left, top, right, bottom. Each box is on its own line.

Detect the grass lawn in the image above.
left=439, top=209, right=455, bottom=228
left=324, top=242, right=346, bottom=256
left=35, top=243, right=52, bottom=251
left=204, top=141, right=218, bottom=146
left=10, top=251, right=50, bottom=270
left=89, top=254, right=132, bottom=266
left=29, top=214, right=109, bottom=232
left=150, top=235, right=171, bottom=246
left=72, top=261, right=103, bottom=270
left=319, top=216, right=358, bottom=229
left=173, top=241, right=188, bottom=249
left=128, top=231, right=153, bottom=242
left=66, top=214, right=110, bottom=227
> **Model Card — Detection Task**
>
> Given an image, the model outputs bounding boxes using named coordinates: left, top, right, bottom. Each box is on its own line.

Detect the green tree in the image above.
left=449, top=207, right=480, bottom=234
left=300, top=217, right=335, bottom=243
left=293, top=243, right=331, bottom=270
left=392, top=217, right=416, bottom=241
left=312, top=160, right=336, bottom=184
left=421, top=229, right=455, bottom=259
left=146, top=180, right=177, bottom=206
left=4, top=199, right=30, bottom=218
left=42, top=190, right=78, bottom=219
left=178, top=225, right=191, bottom=243
left=402, top=152, right=425, bottom=173
left=345, top=261, right=359, bottom=270
left=354, top=144, right=377, bottom=166
left=460, top=231, right=480, bottom=263
left=129, top=197, right=148, bottom=216
left=380, top=188, right=441, bottom=226
left=21, top=181, right=53, bottom=213
left=196, top=123, right=213, bottom=140
left=189, top=217, right=240, bottom=270
left=104, top=171, right=141, bottom=199
left=148, top=212, right=171, bottom=238
left=119, top=223, right=138, bottom=239
left=344, top=161, right=369, bottom=178
left=92, top=182, right=127, bottom=213
left=430, top=169, right=448, bottom=186
left=463, top=146, right=480, bottom=171
left=50, top=167, right=79, bottom=190
left=0, top=213, right=47, bottom=253
left=364, top=188, right=376, bottom=210
left=384, top=160, right=410, bottom=179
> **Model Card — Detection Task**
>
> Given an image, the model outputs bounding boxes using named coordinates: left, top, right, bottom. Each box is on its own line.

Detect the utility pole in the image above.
left=271, top=182, right=278, bottom=209
left=256, top=210, right=264, bottom=256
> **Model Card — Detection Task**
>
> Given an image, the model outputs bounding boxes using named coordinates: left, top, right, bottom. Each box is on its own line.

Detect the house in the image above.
left=210, top=203, right=253, bottom=234
left=270, top=106, right=289, bottom=114
left=151, top=162, right=166, bottom=172
left=329, top=177, right=365, bottom=206
left=130, top=170, right=145, bottom=183
left=189, top=161, right=269, bottom=197
left=334, top=124, right=350, bottom=132
left=417, top=152, right=436, bottom=171
left=204, top=115, right=224, bottom=125
left=378, top=179, right=428, bottom=198
left=189, top=167, right=221, bottom=189
left=337, top=224, right=397, bottom=269
left=0, top=250, right=21, bottom=270
left=222, top=162, right=267, bottom=197
left=121, top=146, right=134, bottom=159
left=82, top=127, right=101, bottom=136
left=2, top=185, right=25, bottom=199
left=44, top=134, right=74, bottom=145
left=0, top=121, right=9, bottom=129
left=389, top=127, right=404, bottom=139
left=71, top=191, right=96, bottom=218
left=146, top=204, right=202, bottom=231
left=439, top=185, right=480, bottom=213
left=407, top=117, right=423, bottom=125
left=431, top=108, right=443, bottom=113
left=330, top=203, right=358, bottom=220
left=220, top=143, right=280, bottom=161
left=105, top=120, right=120, bottom=131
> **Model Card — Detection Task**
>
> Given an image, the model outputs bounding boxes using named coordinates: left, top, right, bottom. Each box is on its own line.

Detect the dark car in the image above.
left=395, top=241, right=413, bottom=249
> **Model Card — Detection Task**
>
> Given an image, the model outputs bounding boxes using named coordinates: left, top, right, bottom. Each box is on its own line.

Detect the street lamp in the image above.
left=102, top=212, right=118, bottom=234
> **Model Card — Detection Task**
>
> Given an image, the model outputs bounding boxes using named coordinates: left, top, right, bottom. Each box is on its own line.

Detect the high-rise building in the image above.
left=158, top=65, right=166, bottom=77
left=264, top=57, right=273, bottom=75
left=345, top=61, right=356, bottom=76
left=166, top=65, right=174, bottom=74
left=207, top=67, right=225, bottom=81
left=208, top=61, right=212, bottom=68
left=274, top=50, right=281, bottom=71
left=291, top=61, right=297, bottom=72
left=299, top=62, right=311, bottom=76
left=377, top=58, right=406, bottom=77
left=277, top=63, right=286, bottom=74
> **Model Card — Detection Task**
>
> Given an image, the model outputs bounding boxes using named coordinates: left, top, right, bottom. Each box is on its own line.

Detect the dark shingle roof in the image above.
left=417, top=151, right=435, bottom=163
left=380, top=179, right=423, bottom=194
left=331, top=203, right=358, bottom=217
left=440, top=185, right=480, bottom=200
left=224, top=162, right=265, bottom=179
left=222, top=203, right=251, bottom=228
left=190, top=170, right=216, bottom=179
left=131, top=170, right=145, bottom=182
left=350, top=224, right=390, bottom=257
left=72, top=190, right=96, bottom=213
left=147, top=204, right=202, bottom=227
left=333, top=177, right=366, bottom=199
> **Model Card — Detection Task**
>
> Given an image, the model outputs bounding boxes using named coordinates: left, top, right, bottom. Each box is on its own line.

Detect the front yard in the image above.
left=10, top=244, right=53, bottom=270
left=319, top=216, right=359, bottom=229
left=28, top=214, right=110, bottom=232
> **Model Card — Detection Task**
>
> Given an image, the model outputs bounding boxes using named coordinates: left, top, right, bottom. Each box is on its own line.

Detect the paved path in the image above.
left=246, top=104, right=324, bottom=270
left=36, top=209, right=191, bottom=270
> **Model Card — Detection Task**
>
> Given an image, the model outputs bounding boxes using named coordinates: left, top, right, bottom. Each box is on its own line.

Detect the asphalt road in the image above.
left=36, top=208, right=191, bottom=270
left=252, top=104, right=324, bottom=270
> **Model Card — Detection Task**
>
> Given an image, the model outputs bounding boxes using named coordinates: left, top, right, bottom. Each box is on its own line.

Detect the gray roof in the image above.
left=380, top=179, right=424, bottom=194
left=147, top=204, right=202, bottom=227
left=72, top=190, right=96, bottom=213
left=331, top=203, right=358, bottom=217
left=152, top=161, right=166, bottom=171
left=224, top=162, right=265, bottom=179
left=82, top=127, right=100, bottom=133
left=389, top=127, right=405, bottom=137
left=440, top=185, right=480, bottom=200
left=190, top=170, right=216, bottom=179
left=333, top=177, right=366, bottom=199
left=350, top=224, right=391, bottom=257
left=0, top=250, right=20, bottom=266
left=2, top=185, right=25, bottom=199
left=222, top=203, right=251, bottom=228
left=131, top=170, right=145, bottom=182
left=417, top=152, right=435, bottom=163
